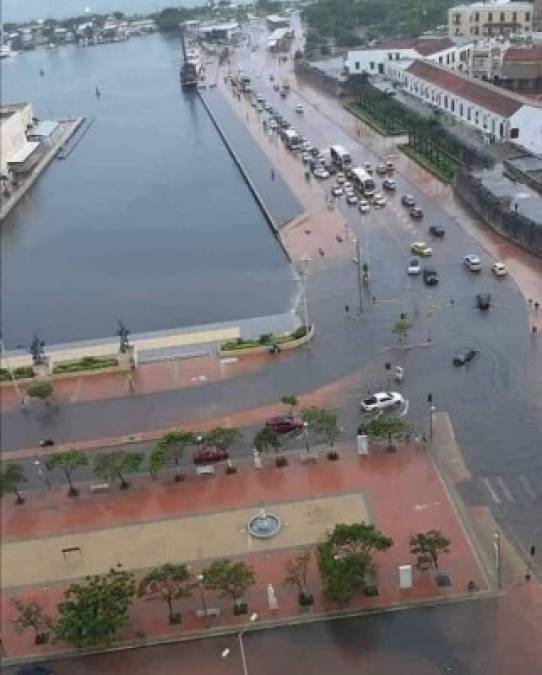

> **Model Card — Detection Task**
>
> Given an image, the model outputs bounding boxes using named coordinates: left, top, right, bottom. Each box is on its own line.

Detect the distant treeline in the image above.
left=303, top=0, right=456, bottom=48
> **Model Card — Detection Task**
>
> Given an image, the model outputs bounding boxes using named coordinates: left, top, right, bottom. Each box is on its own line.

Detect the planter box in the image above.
left=51, top=364, right=128, bottom=381
left=218, top=325, right=315, bottom=357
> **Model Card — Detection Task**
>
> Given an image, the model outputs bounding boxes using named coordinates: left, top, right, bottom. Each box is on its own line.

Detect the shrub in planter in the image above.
left=298, top=591, right=314, bottom=607
left=276, top=456, right=289, bottom=468
left=327, top=451, right=339, bottom=461
left=258, top=333, right=274, bottom=345
left=291, top=326, right=308, bottom=340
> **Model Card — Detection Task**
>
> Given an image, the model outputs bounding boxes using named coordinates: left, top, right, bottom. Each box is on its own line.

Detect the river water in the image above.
left=0, top=34, right=295, bottom=347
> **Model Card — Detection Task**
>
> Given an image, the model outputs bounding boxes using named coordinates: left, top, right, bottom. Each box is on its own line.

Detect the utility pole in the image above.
left=494, top=531, right=502, bottom=590
left=353, top=237, right=363, bottom=314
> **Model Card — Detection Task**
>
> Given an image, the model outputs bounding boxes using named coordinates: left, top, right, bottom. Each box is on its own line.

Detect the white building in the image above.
left=448, top=0, right=534, bottom=39
left=345, top=37, right=472, bottom=77
left=266, top=15, right=290, bottom=30
left=267, top=27, right=294, bottom=52
left=0, top=103, right=34, bottom=176
left=386, top=59, right=542, bottom=154
left=199, top=21, right=239, bottom=42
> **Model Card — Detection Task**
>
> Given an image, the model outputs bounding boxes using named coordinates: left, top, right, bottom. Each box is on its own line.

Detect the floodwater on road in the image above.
left=0, top=34, right=295, bottom=348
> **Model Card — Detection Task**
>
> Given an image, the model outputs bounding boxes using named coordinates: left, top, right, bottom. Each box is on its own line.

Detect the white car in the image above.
left=372, top=193, right=386, bottom=208
left=491, top=261, right=508, bottom=277
left=346, top=193, right=358, bottom=205
left=332, top=185, right=344, bottom=196
left=269, top=119, right=277, bottom=130
left=358, top=199, right=370, bottom=213
left=295, top=104, right=304, bottom=114
left=313, top=168, right=330, bottom=179
left=256, top=104, right=263, bottom=113
left=361, top=391, right=404, bottom=412
left=336, top=173, right=345, bottom=184
left=407, top=256, right=421, bottom=275
left=343, top=181, right=353, bottom=190
left=383, top=178, right=397, bottom=191
left=464, top=255, right=482, bottom=272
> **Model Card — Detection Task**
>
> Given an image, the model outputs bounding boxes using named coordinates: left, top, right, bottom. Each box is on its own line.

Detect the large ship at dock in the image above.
left=180, top=28, right=202, bottom=87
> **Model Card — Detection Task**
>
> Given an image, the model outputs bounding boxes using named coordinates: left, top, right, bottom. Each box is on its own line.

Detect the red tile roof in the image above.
left=504, top=46, right=542, bottom=62
left=376, top=37, right=457, bottom=56
left=406, top=60, right=542, bottom=117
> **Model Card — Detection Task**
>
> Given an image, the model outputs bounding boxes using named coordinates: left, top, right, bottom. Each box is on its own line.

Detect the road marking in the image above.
left=518, top=474, right=538, bottom=500
left=495, top=476, right=515, bottom=502
left=482, top=477, right=501, bottom=504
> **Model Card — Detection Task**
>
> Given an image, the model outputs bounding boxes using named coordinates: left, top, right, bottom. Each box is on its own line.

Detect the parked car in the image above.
left=410, top=206, right=424, bottom=220
left=411, top=242, right=432, bottom=256
left=346, top=192, right=358, bottom=205
left=453, top=349, right=478, bottom=366
left=332, top=185, right=344, bottom=196
left=313, top=167, right=329, bottom=179
left=429, top=225, right=445, bottom=238
left=372, top=193, right=386, bottom=207
left=383, top=178, right=397, bottom=191
left=423, top=267, right=439, bottom=286
left=402, top=194, right=416, bottom=207
left=295, top=104, right=304, bottom=113
left=491, top=261, right=507, bottom=277
left=464, top=255, right=482, bottom=272
left=376, top=163, right=388, bottom=175
left=336, top=173, right=346, bottom=184
left=343, top=181, right=353, bottom=190
left=266, top=415, right=303, bottom=433
left=386, top=160, right=394, bottom=171
left=193, top=448, right=229, bottom=464
left=361, top=391, right=404, bottom=412
left=310, top=147, right=321, bottom=157
left=358, top=199, right=370, bottom=213
left=476, top=292, right=491, bottom=310
left=407, top=256, right=421, bottom=275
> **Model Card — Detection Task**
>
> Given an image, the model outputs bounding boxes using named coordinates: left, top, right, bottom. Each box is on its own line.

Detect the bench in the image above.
left=196, top=465, right=215, bottom=477
left=196, top=607, right=220, bottom=619
left=90, top=483, right=110, bottom=493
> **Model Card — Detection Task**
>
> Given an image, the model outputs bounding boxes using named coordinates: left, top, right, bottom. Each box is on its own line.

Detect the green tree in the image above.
left=55, top=567, right=136, bottom=648
left=26, top=381, right=53, bottom=404
left=280, top=395, right=298, bottom=415
left=409, top=530, right=451, bottom=571
left=202, top=559, right=255, bottom=612
left=203, top=427, right=242, bottom=454
left=0, top=463, right=27, bottom=504
left=138, top=563, right=193, bottom=624
left=365, top=414, right=411, bottom=450
left=284, top=550, right=312, bottom=603
left=317, top=522, right=393, bottom=604
left=94, top=450, right=143, bottom=489
left=149, top=431, right=195, bottom=481
left=45, top=450, right=88, bottom=497
left=391, top=317, right=412, bottom=344
left=301, top=407, right=340, bottom=452
left=253, top=426, right=281, bottom=455
left=11, top=599, right=53, bottom=644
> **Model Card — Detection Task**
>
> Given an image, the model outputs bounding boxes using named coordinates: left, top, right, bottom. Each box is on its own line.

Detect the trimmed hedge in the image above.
left=221, top=326, right=309, bottom=352
left=0, top=366, right=35, bottom=382
left=53, top=356, right=119, bottom=374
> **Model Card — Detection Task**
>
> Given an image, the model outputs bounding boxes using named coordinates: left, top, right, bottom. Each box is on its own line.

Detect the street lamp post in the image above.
left=303, top=421, right=310, bottom=454
left=298, top=257, right=311, bottom=349
left=494, top=531, right=502, bottom=590
left=0, top=336, right=25, bottom=408
left=221, top=612, right=258, bottom=675
left=429, top=406, right=436, bottom=440
left=196, top=574, right=210, bottom=628
left=34, top=459, right=52, bottom=491
left=352, top=237, right=364, bottom=314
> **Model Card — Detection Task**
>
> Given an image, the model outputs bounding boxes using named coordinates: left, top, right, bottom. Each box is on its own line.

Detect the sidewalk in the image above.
left=1, top=445, right=487, bottom=661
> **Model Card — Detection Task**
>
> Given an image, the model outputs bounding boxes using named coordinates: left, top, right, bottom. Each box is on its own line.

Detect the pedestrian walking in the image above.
left=372, top=296, right=376, bottom=304
left=345, top=304, right=350, bottom=318
left=535, top=302, right=539, bottom=311
left=271, top=169, right=275, bottom=181
left=128, top=374, right=135, bottom=393
left=532, top=325, right=538, bottom=335
left=528, top=298, right=533, bottom=308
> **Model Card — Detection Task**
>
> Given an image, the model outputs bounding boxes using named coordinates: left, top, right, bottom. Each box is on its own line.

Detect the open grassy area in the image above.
left=345, top=103, right=406, bottom=137
left=399, top=143, right=456, bottom=183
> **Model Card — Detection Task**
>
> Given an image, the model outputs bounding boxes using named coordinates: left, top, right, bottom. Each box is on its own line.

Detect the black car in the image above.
left=410, top=206, right=424, bottom=219
left=402, top=194, right=416, bottom=207
left=423, top=267, right=439, bottom=286
left=453, top=349, right=478, bottom=366
left=429, top=225, right=445, bottom=238
left=310, top=147, right=321, bottom=157
left=476, top=293, right=491, bottom=310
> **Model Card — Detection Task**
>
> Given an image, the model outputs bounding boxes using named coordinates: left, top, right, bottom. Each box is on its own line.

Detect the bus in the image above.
left=281, top=128, right=301, bottom=150
left=329, top=145, right=352, bottom=168
left=350, top=167, right=376, bottom=197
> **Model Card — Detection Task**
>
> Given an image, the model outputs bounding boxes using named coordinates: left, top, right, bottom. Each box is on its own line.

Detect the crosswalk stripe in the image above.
left=518, top=474, right=538, bottom=501
left=495, top=476, right=515, bottom=502
left=482, top=477, right=501, bottom=504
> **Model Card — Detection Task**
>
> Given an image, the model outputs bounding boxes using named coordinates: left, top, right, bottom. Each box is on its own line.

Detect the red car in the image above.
left=193, top=448, right=228, bottom=465
left=265, top=415, right=303, bottom=434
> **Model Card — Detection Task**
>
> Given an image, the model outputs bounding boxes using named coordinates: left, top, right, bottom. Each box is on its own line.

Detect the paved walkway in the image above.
left=1, top=445, right=486, bottom=660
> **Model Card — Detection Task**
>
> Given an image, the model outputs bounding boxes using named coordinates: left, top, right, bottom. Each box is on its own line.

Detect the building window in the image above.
left=500, top=12, right=505, bottom=21
left=509, top=128, right=519, bottom=138
left=454, top=13, right=461, bottom=24
left=474, top=26, right=479, bottom=35
left=467, top=108, right=472, bottom=120
left=444, top=95, right=448, bottom=108
left=388, top=52, right=393, bottom=60
left=475, top=110, right=479, bottom=124
left=526, top=12, right=530, bottom=21
left=460, top=103, right=464, bottom=116
left=395, top=52, right=400, bottom=60
left=513, top=12, right=517, bottom=22
left=475, top=11, right=479, bottom=22
left=499, top=122, right=504, bottom=137
left=439, top=56, right=443, bottom=64
left=488, top=12, right=493, bottom=22
left=370, top=62, right=375, bottom=70
left=355, top=61, right=360, bottom=70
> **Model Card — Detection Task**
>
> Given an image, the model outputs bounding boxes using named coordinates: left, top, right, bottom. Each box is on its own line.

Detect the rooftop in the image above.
left=451, top=0, right=533, bottom=8
left=406, top=59, right=542, bottom=116
left=504, top=46, right=542, bottom=61
left=350, top=37, right=458, bottom=56
left=476, top=165, right=542, bottom=221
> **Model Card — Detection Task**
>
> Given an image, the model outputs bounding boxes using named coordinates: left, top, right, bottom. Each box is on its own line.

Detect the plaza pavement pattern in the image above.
left=1, top=445, right=486, bottom=662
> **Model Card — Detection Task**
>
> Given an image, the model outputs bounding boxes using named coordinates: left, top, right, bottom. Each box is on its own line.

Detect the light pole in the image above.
left=0, top=336, right=25, bottom=408
left=303, top=421, right=310, bottom=454
left=34, top=458, right=52, bottom=491
left=298, top=257, right=311, bottom=348
left=427, top=393, right=435, bottom=440
left=196, top=573, right=210, bottom=628
left=494, top=531, right=502, bottom=590
left=221, top=612, right=258, bottom=675
left=352, top=237, right=364, bottom=314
